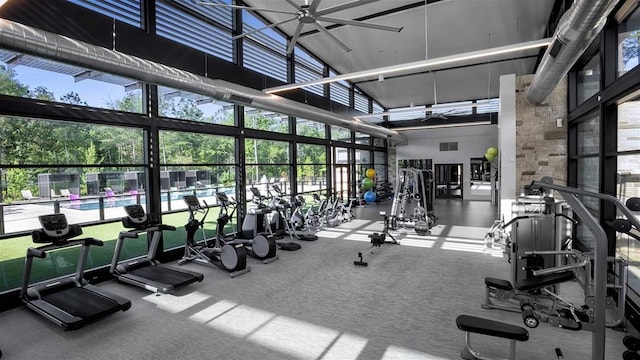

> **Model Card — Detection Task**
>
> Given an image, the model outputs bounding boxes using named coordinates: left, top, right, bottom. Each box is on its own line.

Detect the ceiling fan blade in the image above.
left=315, top=16, right=403, bottom=32
left=196, top=2, right=297, bottom=15
left=232, top=17, right=297, bottom=40
left=308, top=0, right=323, bottom=13
left=286, top=22, right=305, bottom=55
left=313, top=23, right=352, bottom=52
left=284, top=0, right=303, bottom=11
left=315, top=0, right=381, bottom=17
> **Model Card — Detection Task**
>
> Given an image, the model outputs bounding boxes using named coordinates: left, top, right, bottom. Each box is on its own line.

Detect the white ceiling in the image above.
left=241, top=0, right=555, bottom=110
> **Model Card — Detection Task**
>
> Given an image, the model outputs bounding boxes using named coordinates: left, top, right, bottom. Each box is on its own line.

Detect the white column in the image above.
left=498, top=74, right=516, bottom=222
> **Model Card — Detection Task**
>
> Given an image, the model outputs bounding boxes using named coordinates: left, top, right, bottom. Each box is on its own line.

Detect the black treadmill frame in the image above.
left=21, top=234, right=131, bottom=330
left=110, top=223, right=204, bottom=294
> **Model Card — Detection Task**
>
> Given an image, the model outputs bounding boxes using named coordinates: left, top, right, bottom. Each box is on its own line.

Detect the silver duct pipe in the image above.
left=526, top=0, right=619, bottom=104
left=0, top=19, right=407, bottom=144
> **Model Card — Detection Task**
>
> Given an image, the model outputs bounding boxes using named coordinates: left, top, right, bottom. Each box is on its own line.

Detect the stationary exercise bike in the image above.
left=354, top=211, right=399, bottom=266
left=215, top=192, right=279, bottom=263
left=179, top=195, right=251, bottom=277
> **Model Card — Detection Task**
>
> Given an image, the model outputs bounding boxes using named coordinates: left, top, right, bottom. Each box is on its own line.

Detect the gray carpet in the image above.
left=0, top=200, right=629, bottom=359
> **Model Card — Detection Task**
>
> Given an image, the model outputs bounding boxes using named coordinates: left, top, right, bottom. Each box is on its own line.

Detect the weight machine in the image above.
left=387, top=167, right=436, bottom=235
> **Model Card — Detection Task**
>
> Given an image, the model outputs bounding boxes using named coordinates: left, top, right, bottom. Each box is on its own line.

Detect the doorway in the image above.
left=435, top=164, right=463, bottom=198
left=333, top=164, right=352, bottom=201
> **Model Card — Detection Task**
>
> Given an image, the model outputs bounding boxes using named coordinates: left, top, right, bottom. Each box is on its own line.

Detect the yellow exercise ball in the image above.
left=365, top=168, right=376, bottom=178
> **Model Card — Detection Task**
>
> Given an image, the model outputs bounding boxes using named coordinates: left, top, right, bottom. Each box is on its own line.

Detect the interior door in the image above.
left=435, top=164, right=463, bottom=198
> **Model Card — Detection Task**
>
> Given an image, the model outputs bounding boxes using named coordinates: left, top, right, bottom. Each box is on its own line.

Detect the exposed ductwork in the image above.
left=526, top=0, right=620, bottom=104
left=0, top=18, right=407, bottom=145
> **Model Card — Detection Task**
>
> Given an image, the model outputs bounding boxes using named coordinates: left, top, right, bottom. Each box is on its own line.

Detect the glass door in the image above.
left=435, top=164, right=463, bottom=198
left=333, top=164, right=351, bottom=201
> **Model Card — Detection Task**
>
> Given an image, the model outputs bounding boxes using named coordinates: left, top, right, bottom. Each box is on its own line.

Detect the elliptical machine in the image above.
left=271, top=185, right=318, bottom=241
left=179, top=195, right=251, bottom=277
left=248, top=187, right=301, bottom=251
left=215, top=192, right=279, bottom=263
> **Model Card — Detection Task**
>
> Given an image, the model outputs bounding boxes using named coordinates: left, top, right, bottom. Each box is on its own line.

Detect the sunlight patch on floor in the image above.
left=188, top=299, right=238, bottom=324
left=184, top=299, right=369, bottom=360
left=316, top=230, right=349, bottom=239
left=320, top=333, right=368, bottom=360
left=344, top=233, right=375, bottom=242
left=207, top=304, right=275, bottom=337
left=381, top=345, right=450, bottom=360
left=397, top=238, right=435, bottom=248
left=141, top=290, right=211, bottom=313
left=249, top=316, right=340, bottom=360
left=440, top=242, right=487, bottom=253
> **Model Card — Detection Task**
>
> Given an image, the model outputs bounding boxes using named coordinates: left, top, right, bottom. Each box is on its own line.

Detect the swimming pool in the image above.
left=65, top=189, right=227, bottom=211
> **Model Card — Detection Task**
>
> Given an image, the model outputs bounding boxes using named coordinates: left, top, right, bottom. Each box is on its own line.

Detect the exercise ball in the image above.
left=364, top=190, right=377, bottom=203
left=365, top=168, right=376, bottom=178
left=487, top=147, right=499, bottom=156
left=362, top=177, right=374, bottom=190
left=484, top=152, right=495, bottom=163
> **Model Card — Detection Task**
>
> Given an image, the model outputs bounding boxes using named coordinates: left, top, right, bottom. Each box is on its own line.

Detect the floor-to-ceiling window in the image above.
left=296, top=143, right=327, bottom=196
left=614, top=94, right=640, bottom=292
left=158, top=130, right=236, bottom=249
left=0, top=0, right=389, bottom=303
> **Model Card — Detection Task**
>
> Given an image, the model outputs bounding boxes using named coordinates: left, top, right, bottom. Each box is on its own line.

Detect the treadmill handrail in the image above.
left=121, top=224, right=176, bottom=237
left=27, top=237, right=104, bottom=257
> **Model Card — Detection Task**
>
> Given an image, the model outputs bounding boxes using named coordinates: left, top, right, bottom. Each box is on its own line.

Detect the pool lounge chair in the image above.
left=21, top=190, right=39, bottom=200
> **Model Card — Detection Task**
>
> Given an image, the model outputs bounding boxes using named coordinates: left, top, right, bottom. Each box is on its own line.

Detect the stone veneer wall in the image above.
left=515, top=74, right=568, bottom=194
left=387, top=146, right=397, bottom=185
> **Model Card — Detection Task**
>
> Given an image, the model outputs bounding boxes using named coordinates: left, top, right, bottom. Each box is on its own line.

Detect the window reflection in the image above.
left=618, top=6, right=640, bottom=77
left=0, top=49, right=144, bottom=113
left=576, top=54, right=600, bottom=105
left=158, top=86, right=233, bottom=125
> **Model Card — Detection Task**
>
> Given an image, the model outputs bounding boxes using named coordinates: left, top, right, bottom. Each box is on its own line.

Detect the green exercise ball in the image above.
left=487, top=147, right=499, bottom=156
left=362, top=177, right=374, bottom=190
left=485, top=152, right=495, bottom=163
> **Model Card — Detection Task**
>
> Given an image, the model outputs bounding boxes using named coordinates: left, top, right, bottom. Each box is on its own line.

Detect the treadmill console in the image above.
left=122, top=205, right=150, bottom=229
left=183, top=195, right=201, bottom=210
left=271, top=184, right=282, bottom=195
left=39, top=214, right=70, bottom=238
left=32, top=214, right=83, bottom=243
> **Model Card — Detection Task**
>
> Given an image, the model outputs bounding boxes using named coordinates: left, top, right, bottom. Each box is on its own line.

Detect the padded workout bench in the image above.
left=482, top=271, right=576, bottom=312
left=456, top=315, right=529, bottom=360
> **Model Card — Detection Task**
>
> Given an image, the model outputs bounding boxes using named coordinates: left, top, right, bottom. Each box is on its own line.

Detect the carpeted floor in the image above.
left=0, top=200, right=630, bottom=359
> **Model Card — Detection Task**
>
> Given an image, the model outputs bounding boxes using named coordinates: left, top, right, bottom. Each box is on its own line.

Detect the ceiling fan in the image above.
left=422, top=72, right=454, bottom=122
left=197, top=0, right=404, bottom=54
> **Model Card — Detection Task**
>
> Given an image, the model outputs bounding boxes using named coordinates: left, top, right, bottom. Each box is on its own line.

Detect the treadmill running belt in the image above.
left=129, top=265, right=200, bottom=287
left=43, top=287, right=122, bottom=321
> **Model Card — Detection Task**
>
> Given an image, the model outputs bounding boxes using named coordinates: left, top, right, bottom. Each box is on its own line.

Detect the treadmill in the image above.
left=21, top=214, right=131, bottom=330
left=110, top=204, right=204, bottom=294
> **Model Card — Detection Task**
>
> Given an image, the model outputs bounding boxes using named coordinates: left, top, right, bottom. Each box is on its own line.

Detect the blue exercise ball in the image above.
left=364, top=190, right=377, bottom=203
